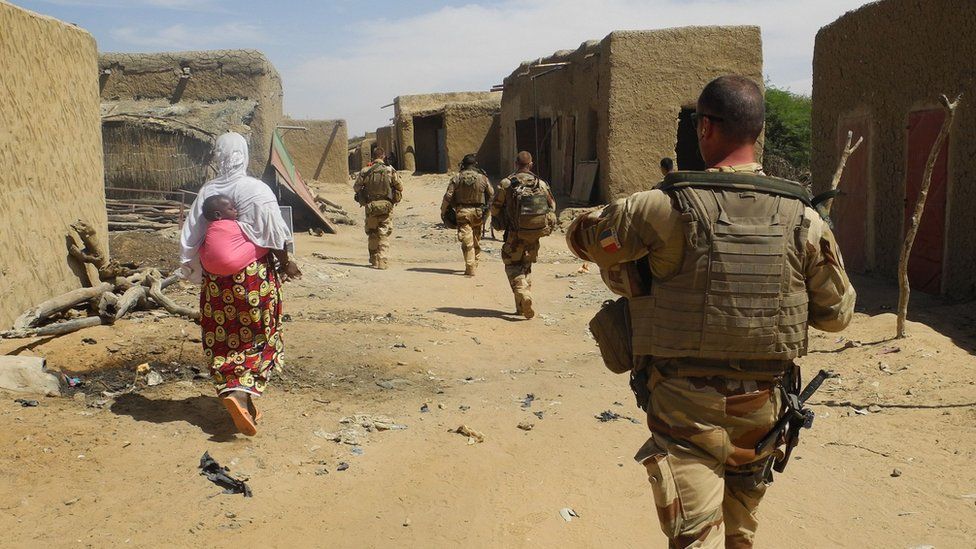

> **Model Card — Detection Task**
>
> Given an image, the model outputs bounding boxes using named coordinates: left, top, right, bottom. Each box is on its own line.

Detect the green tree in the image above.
left=764, top=85, right=811, bottom=182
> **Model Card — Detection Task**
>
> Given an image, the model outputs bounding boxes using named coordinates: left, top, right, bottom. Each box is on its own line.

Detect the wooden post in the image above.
left=896, top=94, right=961, bottom=338
left=823, top=130, right=864, bottom=215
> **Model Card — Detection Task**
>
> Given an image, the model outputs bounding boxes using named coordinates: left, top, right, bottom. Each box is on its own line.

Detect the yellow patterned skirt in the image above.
left=199, top=255, right=283, bottom=396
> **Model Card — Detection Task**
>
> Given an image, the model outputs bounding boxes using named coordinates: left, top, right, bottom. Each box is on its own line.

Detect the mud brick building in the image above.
left=812, top=0, right=976, bottom=297
left=98, top=49, right=283, bottom=196
left=0, top=3, right=108, bottom=328
left=348, top=132, right=376, bottom=173
left=393, top=92, right=501, bottom=176
left=279, top=118, right=348, bottom=184
left=499, top=27, right=763, bottom=203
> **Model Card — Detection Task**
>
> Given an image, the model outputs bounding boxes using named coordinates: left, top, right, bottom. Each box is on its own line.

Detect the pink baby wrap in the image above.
left=199, top=220, right=268, bottom=276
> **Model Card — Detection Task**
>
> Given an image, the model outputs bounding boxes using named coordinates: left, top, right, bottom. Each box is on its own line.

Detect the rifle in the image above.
left=755, top=368, right=830, bottom=473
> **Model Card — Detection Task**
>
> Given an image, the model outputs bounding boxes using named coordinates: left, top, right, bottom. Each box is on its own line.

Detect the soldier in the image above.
left=441, top=153, right=494, bottom=276
left=490, top=151, right=556, bottom=319
left=567, top=75, right=856, bottom=548
left=659, top=157, right=675, bottom=177
left=353, top=146, right=403, bottom=269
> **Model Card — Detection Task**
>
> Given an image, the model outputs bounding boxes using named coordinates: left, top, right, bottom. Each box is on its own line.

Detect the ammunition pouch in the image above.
left=442, top=207, right=458, bottom=229
left=588, top=297, right=633, bottom=374
left=365, top=200, right=393, bottom=217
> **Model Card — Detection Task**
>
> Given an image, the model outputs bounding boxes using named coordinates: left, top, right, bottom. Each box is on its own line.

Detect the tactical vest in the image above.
left=507, top=173, right=551, bottom=235
left=629, top=171, right=813, bottom=361
left=453, top=169, right=487, bottom=207
left=363, top=163, right=395, bottom=202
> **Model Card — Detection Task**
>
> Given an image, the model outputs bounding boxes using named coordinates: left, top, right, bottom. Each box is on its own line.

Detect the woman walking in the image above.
left=180, top=132, right=301, bottom=436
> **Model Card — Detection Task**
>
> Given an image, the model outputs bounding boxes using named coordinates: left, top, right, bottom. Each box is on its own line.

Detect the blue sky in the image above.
left=18, top=0, right=872, bottom=135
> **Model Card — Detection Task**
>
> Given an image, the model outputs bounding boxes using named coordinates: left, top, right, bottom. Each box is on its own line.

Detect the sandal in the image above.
left=221, top=396, right=257, bottom=436
left=248, top=398, right=263, bottom=423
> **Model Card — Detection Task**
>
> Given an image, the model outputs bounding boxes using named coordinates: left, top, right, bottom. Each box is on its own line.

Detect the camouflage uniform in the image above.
left=490, top=170, right=556, bottom=318
left=567, top=163, right=856, bottom=548
left=441, top=167, right=494, bottom=275
left=353, top=160, right=403, bottom=269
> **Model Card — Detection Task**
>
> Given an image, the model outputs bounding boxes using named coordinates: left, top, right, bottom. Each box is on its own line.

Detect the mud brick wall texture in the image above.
left=281, top=118, right=349, bottom=184
left=812, top=0, right=976, bottom=297
left=501, top=26, right=762, bottom=202
left=0, top=2, right=109, bottom=328
left=99, top=49, right=284, bottom=177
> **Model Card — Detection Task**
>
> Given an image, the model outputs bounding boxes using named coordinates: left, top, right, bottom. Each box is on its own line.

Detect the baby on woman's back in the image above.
left=199, top=194, right=268, bottom=276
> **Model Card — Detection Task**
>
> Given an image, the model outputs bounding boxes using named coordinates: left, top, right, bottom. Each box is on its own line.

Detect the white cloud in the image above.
left=110, top=21, right=265, bottom=50
left=282, top=0, right=872, bottom=135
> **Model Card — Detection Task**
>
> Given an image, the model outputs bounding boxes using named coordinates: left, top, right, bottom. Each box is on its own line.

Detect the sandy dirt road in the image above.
left=1, top=173, right=975, bottom=548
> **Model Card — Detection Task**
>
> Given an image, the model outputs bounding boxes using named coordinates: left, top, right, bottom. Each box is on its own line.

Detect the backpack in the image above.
left=509, top=174, right=552, bottom=236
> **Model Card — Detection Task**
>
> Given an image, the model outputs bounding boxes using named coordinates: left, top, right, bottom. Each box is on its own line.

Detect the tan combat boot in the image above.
left=521, top=295, right=535, bottom=319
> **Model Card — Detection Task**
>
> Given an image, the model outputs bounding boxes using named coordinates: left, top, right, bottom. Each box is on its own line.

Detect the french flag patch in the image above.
left=599, top=228, right=620, bottom=253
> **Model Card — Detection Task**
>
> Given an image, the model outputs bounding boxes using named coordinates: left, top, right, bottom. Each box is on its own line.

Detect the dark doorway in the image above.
left=675, top=108, right=705, bottom=171
left=515, top=117, right=552, bottom=181
left=413, top=114, right=445, bottom=173
left=904, top=109, right=949, bottom=294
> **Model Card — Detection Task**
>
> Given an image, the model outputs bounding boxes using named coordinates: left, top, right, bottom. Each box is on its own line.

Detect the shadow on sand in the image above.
left=434, top=306, right=522, bottom=321
left=110, top=393, right=240, bottom=441
left=406, top=267, right=465, bottom=275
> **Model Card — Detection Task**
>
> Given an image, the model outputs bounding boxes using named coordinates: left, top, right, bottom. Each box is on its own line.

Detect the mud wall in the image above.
left=0, top=3, right=108, bottom=328
left=500, top=40, right=606, bottom=198
left=604, top=27, right=763, bottom=199
left=501, top=27, right=761, bottom=202
left=812, top=0, right=976, bottom=297
left=444, top=102, right=501, bottom=176
left=280, top=118, right=348, bottom=184
left=348, top=133, right=376, bottom=173
left=375, top=125, right=395, bottom=166
left=394, top=91, right=501, bottom=173
left=99, top=50, right=284, bottom=176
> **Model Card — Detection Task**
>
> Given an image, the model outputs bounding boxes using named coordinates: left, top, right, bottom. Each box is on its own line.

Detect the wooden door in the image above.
left=832, top=117, right=871, bottom=272
left=904, top=109, right=949, bottom=294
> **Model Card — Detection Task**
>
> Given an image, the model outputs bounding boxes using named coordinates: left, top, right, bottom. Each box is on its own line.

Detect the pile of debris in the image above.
left=314, top=194, right=355, bottom=226
left=0, top=220, right=196, bottom=339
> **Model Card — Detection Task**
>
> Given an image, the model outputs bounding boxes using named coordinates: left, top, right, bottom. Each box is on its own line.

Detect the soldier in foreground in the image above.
left=490, top=151, right=556, bottom=319
left=440, top=154, right=494, bottom=276
left=353, top=146, right=403, bottom=269
left=567, top=75, right=856, bottom=548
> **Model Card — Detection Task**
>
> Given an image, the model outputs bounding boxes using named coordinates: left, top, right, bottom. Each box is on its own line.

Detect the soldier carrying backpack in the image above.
left=489, top=151, right=556, bottom=319
left=441, top=153, right=494, bottom=276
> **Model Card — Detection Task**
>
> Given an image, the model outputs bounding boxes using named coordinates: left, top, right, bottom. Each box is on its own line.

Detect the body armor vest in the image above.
left=364, top=164, right=395, bottom=202
left=453, top=170, right=487, bottom=207
left=629, top=172, right=812, bottom=361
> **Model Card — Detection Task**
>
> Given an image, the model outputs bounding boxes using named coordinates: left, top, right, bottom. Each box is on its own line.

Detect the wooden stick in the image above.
left=115, top=285, right=148, bottom=320
left=12, top=282, right=114, bottom=330
left=1, top=316, right=110, bottom=339
left=147, top=272, right=200, bottom=321
left=897, top=94, right=961, bottom=339
left=823, top=130, right=864, bottom=215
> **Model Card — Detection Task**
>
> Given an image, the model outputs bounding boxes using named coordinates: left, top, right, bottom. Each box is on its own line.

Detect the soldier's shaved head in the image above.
left=516, top=151, right=533, bottom=168
left=697, top=75, right=764, bottom=143
left=372, top=146, right=386, bottom=160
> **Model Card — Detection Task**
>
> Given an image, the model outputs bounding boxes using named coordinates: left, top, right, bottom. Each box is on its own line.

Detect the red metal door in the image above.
left=904, top=109, right=948, bottom=294
left=832, top=117, right=871, bottom=272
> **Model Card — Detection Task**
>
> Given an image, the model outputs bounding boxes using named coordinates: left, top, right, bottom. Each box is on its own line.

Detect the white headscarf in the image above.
left=179, top=132, right=292, bottom=283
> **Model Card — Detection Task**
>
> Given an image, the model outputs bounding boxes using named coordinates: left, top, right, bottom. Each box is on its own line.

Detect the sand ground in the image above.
left=1, top=173, right=974, bottom=548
